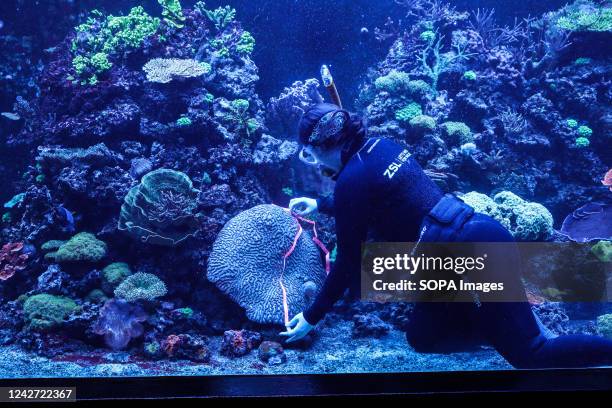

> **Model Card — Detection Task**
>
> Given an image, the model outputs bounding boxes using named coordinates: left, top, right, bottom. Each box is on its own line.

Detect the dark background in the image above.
left=0, top=0, right=570, bottom=107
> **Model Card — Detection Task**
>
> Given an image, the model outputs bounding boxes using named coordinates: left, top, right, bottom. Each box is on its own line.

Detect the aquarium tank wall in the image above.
left=0, top=0, right=610, bottom=386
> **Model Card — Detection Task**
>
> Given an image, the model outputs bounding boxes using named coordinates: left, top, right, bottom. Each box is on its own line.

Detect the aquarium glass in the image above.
left=0, top=0, right=610, bottom=380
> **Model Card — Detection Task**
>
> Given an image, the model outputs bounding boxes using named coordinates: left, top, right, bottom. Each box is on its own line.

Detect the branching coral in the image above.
left=225, top=99, right=259, bottom=138
left=0, top=242, right=29, bottom=281
left=207, top=204, right=326, bottom=324
left=197, top=3, right=236, bottom=31
left=114, top=272, right=168, bottom=302
left=70, top=7, right=160, bottom=84
left=417, top=31, right=475, bottom=92
left=143, top=58, right=211, bottom=84
left=552, top=0, right=612, bottom=32
left=118, top=169, right=199, bottom=246
left=158, top=0, right=186, bottom=29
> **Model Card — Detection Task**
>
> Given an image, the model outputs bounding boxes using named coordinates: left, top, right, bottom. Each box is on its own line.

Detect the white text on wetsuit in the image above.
left=383, top=149, right=412, bottom=179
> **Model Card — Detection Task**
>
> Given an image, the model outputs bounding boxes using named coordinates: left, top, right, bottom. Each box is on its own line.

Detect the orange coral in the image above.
left=0, top=242, right=28, bottom=281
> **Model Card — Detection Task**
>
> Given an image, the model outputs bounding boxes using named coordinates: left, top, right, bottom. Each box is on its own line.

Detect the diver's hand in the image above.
left=279, top=312, right=314, bottom=343
left=289, top=197, right=318, bottom=216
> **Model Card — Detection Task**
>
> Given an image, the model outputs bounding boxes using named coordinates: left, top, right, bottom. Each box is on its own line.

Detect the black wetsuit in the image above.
left=304, top=137, right=612, bottom=369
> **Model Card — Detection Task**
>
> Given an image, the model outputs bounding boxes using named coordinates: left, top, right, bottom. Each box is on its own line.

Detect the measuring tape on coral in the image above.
left=279, top=207, right=331, bottom=326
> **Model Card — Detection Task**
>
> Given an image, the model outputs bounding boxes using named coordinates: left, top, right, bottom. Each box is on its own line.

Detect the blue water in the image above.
left=0, top=0, right=610, bottom=378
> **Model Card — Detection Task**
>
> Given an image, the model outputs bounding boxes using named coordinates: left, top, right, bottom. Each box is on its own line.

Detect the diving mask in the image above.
left=298, top=146, right=339, bottom=179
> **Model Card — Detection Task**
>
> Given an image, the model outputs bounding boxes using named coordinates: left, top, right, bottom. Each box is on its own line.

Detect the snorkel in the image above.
left=297, top=65, right=347, bottom=179
left=320, top=64, right=342, bottom=108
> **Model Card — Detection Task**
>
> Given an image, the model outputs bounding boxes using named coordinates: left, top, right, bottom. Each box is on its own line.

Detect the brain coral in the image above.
left=207, top=204, right=326, bottom=325
left=118, top=169, right=199, bottom=246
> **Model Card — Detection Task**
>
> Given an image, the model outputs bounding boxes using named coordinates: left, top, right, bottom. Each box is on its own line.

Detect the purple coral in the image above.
left=93, top=299, right=147, bottom=350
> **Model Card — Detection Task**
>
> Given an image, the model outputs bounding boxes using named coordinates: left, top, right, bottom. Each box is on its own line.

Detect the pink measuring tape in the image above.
left=279, top=207, right=331, bottom=326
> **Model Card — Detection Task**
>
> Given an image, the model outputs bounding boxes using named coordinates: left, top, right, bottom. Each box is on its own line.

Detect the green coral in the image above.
left=566, top=118, right=579, bottom=128
left=395, top=102, right=423, bottom=123
left=577, top=125, right=593, bottom=138
left=409, top=115, right=437, bottom=131
left=574, top=57, right=592, bottom=65
left=23, top=294, right=79, bottom=331
left=86, top=289, right=108, bottom=303
left=175, top=307, right=194, bottom=318
left=114, top=272, right=168, bottom=302
left=102, top=262, right=133, bottom=294
left=374, top=70, right=411, bottom=93
left=176, top=116, right=192, bottom=127
left=236, top=31, right=255, bottom=54
left=597, top=314, right=612, bottom=339
left=2, top=212, right=11, bottom=224
left=575, top=136, right=590, bottom=148
left=591, top=240, right=612, bottom=262
left=71, top=7, right=160, bottom=84
left=118, top=169, right=199, bottom=246
left=463, top=70, right=477, bottom=81
left=45, top=232, right=107, bottom=263
left=461, top=191, right=554, bottom=241
left=419, top=30, right=436, bottom=43
left=4, top=192, right=25, bottom=209
left=199, top=3, right=236, bottom=30
left=225, top=99, right=258, bottom=138
left=553, top=1, right=612, bottom=32
left=158, top=0, right=186, bottom=28
left=41, top=240, right=66, bottom=251
left=418, top=32, right=474, bottom=92
left=282, top=187, right=294, bottom=196
left=441, top=122, right=473, bottom=145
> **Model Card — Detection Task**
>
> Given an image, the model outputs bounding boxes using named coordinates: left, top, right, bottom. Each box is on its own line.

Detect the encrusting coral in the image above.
left=461, top=191, right=554, bottom=241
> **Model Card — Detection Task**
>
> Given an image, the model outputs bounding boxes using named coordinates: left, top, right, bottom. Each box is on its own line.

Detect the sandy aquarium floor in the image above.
left=0, top=321, right=511, bottom=378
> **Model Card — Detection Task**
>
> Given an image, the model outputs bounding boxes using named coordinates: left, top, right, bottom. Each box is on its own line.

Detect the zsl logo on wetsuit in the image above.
left=383, top=149, right=412, bottom=179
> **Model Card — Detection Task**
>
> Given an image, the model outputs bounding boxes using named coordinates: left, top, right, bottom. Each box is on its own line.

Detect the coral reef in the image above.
left=114, top=272, right=168, bottom=302
left=23, top=294, right=80, bottom=332
left=352, top=314, right=392, bottom=338
left=597, top=314, right=612, bottom=339
left=362, top=0, right=609, bottom=221
left=207, top=205, right=326, bottom=324
left=220, top=329, right=262, bottom=357
left=118, top=169, right=200, bottom=246
left=258, top=341, right=286, bottom=365
left=0, top=242, right=29, bottom=281
left=44, top=232, right=108, bottom=263
left=143, top=58, right=211, bottom=83
left=461, top=191, right=554, bottom=241
left=93, top=299, right=147, bottom=350
left=0, top=0, right=610, bottom=371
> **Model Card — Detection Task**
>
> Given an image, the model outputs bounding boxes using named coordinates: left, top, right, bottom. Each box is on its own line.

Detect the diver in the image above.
left=279, top=101, right=612, bottom=369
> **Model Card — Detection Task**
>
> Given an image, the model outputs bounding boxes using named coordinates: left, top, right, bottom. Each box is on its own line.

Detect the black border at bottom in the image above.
left=0, top=368, right=610, bottom=399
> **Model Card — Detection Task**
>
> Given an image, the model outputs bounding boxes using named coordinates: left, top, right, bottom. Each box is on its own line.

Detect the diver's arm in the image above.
left=304, top=172, right=369, bottom=324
